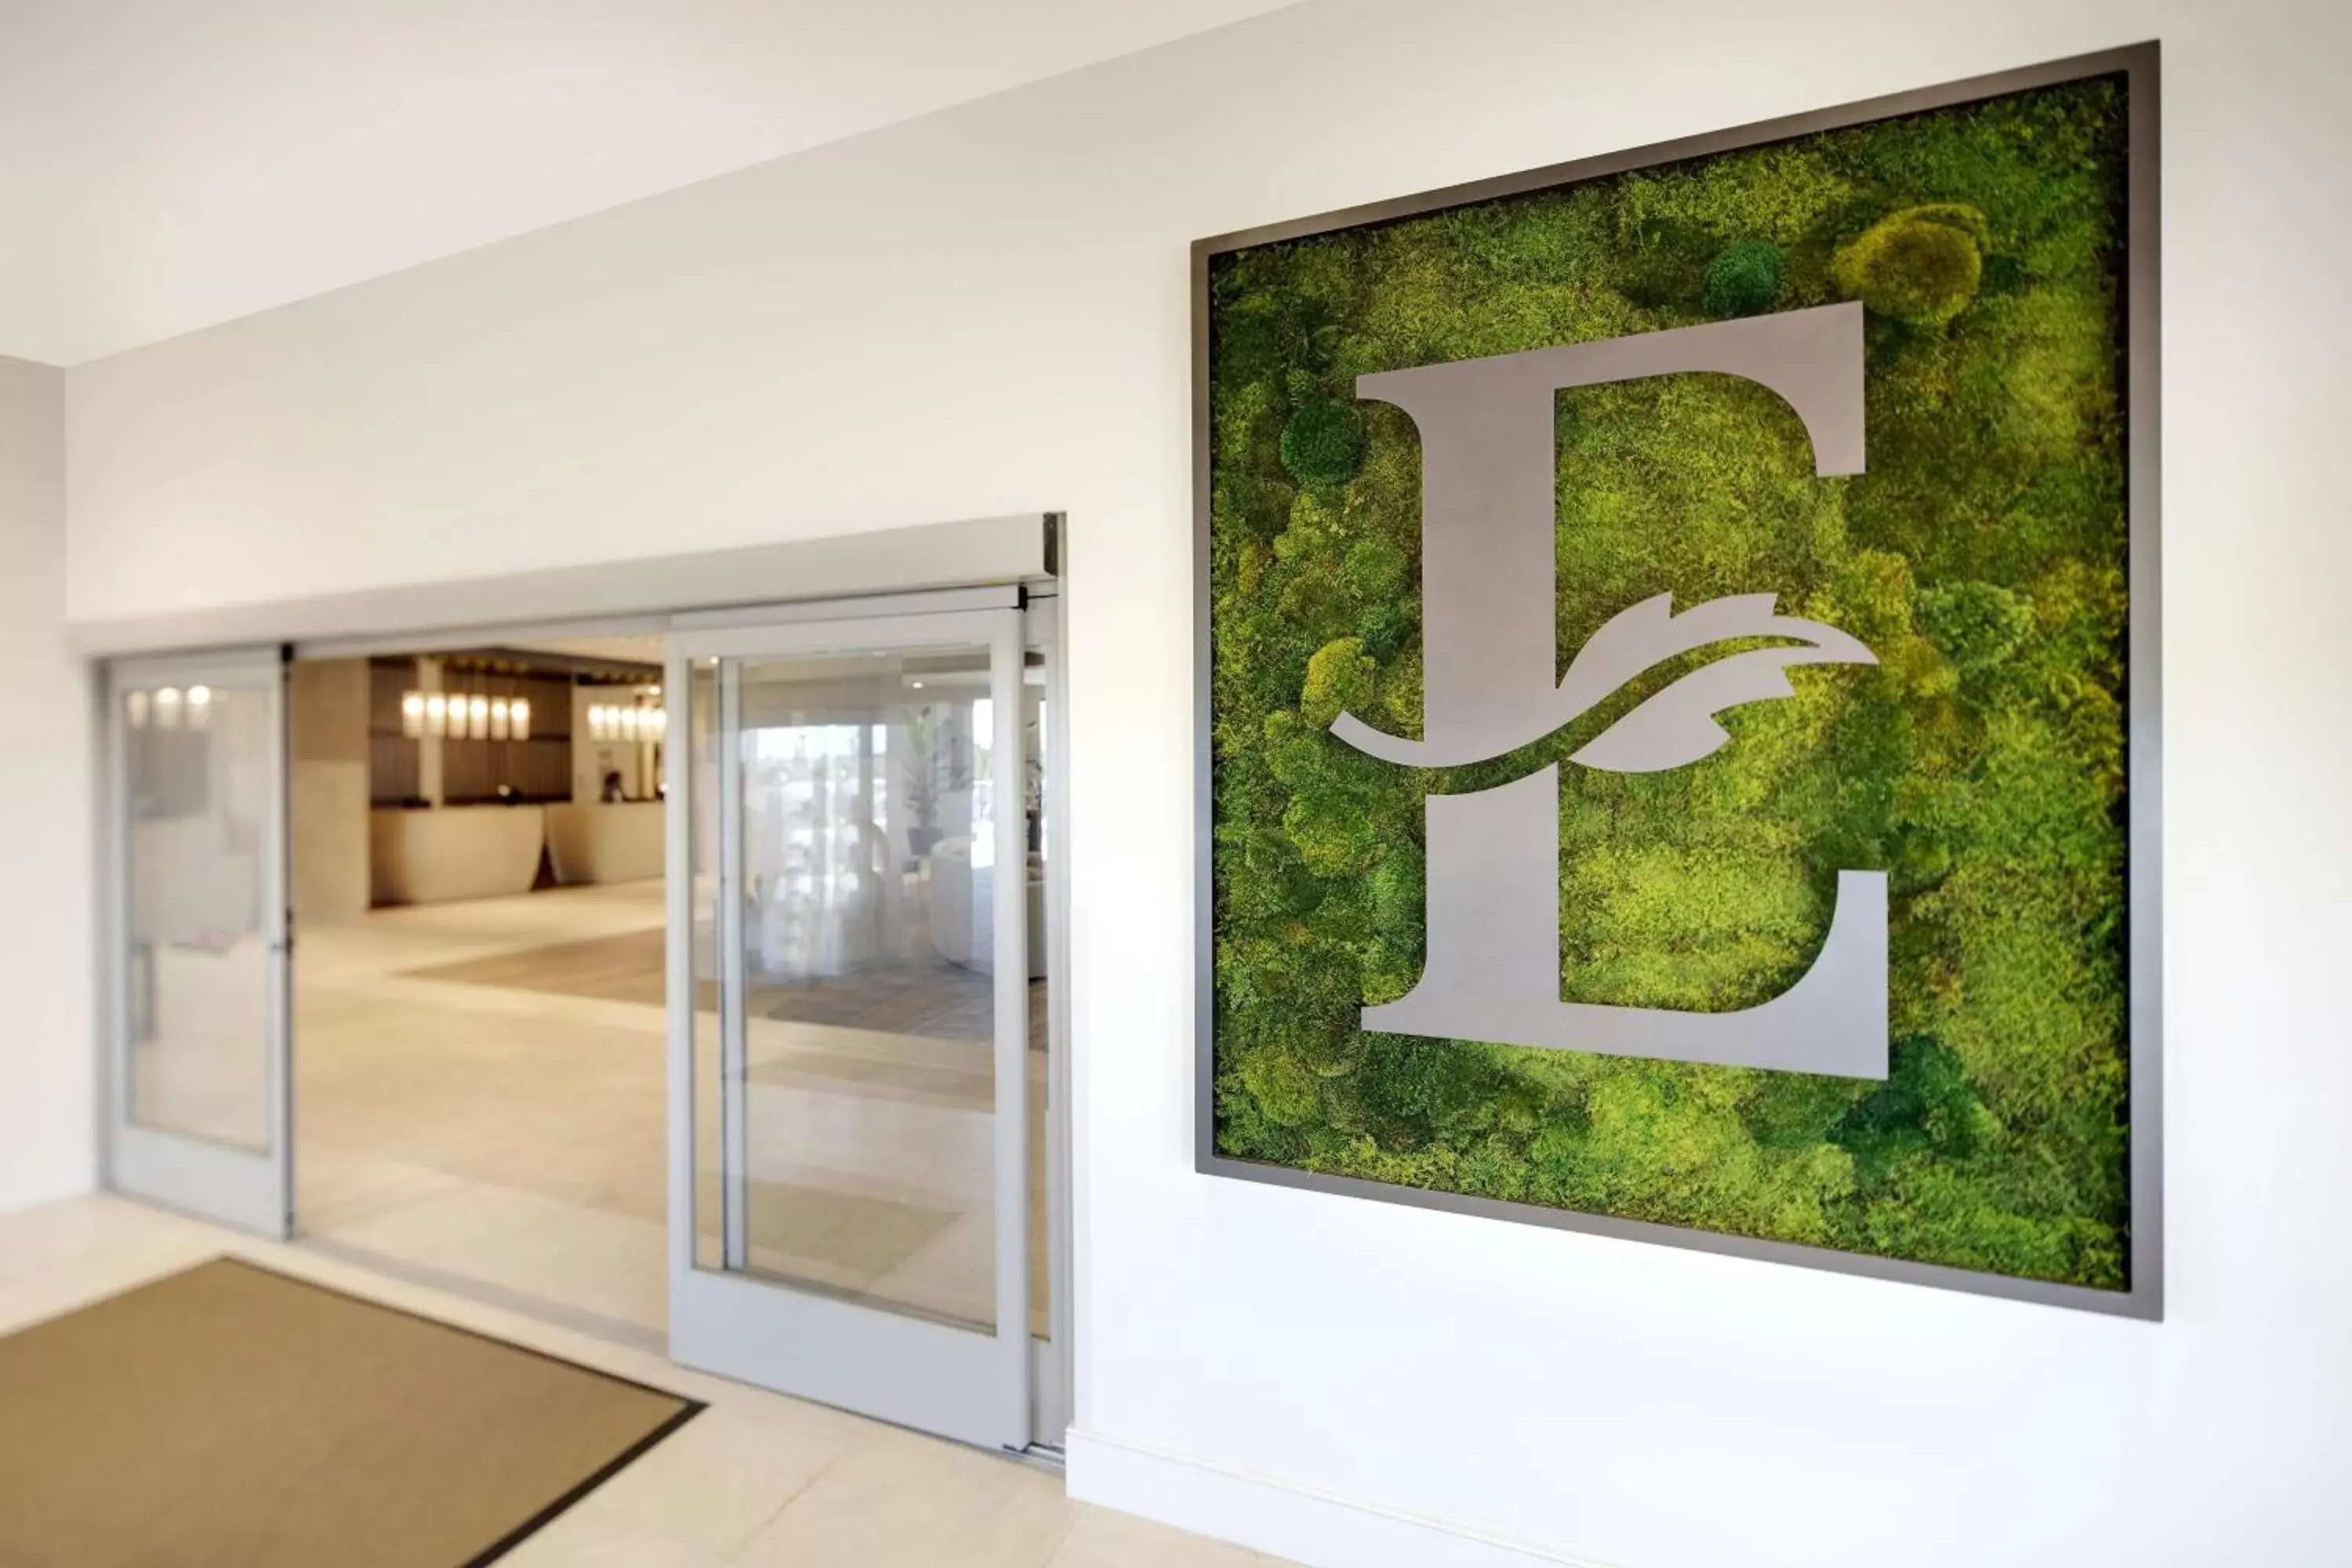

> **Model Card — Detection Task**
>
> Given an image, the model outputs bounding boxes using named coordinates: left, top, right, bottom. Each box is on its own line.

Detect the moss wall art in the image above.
left=1203, top=71, right=2143, bottom=1296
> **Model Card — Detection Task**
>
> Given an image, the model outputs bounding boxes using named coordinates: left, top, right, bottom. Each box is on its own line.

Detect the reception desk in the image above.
left=543, top=801, right=664, bottom=887
left=370, top=807, right=544, bottom=906
left=370, top=801, right=663, bottom=906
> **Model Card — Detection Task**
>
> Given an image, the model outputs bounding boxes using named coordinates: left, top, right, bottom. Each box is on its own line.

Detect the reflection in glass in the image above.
left=122, top=679, right=273, bottom=1151
left=692, top=645, right=1048, bottom=1335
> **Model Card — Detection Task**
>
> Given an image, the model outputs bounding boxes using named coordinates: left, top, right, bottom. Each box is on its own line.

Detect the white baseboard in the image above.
left=1065, top=1426, right=1607, bottom=1568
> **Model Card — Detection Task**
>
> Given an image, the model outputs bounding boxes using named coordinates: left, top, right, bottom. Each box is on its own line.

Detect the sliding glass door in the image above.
left=666, top=598, right=1036, bottom=1450
left=106, top=649, right=292, bottom=1236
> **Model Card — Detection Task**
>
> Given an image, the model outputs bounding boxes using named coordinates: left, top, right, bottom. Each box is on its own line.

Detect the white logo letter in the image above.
left=1333, top=305, right=1889, bottom=1079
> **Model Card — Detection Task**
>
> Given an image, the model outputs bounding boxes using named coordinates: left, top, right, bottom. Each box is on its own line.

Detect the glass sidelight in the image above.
left=106, top=649, right=292, bottom=1236
left=667, top=601, right=1036, bottom=1450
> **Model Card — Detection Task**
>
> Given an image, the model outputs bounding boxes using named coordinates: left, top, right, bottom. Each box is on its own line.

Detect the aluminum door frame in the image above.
left=1023, top=586, right=1073, bottom=1450
left=666, top=592, right=1033, bottom=1451
left=103, top=646, right=293, bottom=1238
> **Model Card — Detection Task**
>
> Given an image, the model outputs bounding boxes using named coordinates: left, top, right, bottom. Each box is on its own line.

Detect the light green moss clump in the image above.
left=1832, top=203, right=1990, bottom=326
left=1300, top=636, right=1375, bottom=726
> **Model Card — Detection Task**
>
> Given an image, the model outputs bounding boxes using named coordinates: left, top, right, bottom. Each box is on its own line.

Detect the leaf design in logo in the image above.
left=1328, top=590, right=1875, bottom=770
left=1563, top=593, right=1876, bottom=773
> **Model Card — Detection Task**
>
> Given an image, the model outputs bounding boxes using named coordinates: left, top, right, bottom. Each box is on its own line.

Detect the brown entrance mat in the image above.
left=0, top=1258, right=700, bottom=1568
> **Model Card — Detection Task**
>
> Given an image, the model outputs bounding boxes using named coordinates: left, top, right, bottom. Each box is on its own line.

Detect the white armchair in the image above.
left=927, top=837, right=1047, bottom=978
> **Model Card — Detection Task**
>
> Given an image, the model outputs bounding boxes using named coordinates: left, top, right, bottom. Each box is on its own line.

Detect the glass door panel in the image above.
left=669, top=604, right=1030, bottom=1451
left=107, top=650, right=292, bottom=1236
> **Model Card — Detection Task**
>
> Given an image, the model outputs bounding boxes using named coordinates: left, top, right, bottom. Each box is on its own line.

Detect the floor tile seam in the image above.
left=713, top=1432, right=874, bottom=1565
left=1033, top=1500, right=1087, bottom=1567
left=289, top=1234, right=670, bottom=1352
left=301, top=973, right=672, bottom=1031
left=222, top=1237, right=681, bottom=1392
left=301, top=1166, right=668, bottom=1240
left=293, top=1168, right=478, bottom=1232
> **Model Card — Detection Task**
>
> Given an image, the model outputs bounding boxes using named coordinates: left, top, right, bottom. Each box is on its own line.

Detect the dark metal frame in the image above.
left=1191, top=43, right=2162, bottom=1318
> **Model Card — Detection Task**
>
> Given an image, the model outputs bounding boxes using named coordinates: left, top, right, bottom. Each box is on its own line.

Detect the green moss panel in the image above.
left=1207, top=78, right=2132, bottom=1290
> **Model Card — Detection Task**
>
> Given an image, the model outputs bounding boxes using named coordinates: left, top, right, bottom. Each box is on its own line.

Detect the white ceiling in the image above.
left=0, top=0, right=1299, bottom=367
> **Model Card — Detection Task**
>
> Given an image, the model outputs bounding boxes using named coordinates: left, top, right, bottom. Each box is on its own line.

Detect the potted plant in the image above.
left=901, top=707, right=968, bottom=859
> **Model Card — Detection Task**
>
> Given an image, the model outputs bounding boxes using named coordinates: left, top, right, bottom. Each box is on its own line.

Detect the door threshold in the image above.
left=292, top=1234, right=667, bottom=1356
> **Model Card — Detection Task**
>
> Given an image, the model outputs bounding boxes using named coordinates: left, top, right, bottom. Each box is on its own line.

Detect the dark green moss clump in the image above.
left=1703, top=238, right=1784, bottom=317
left=1207, top=78, right=2134, bottom=1290
left=1279, top=398, right=1366, bottom=487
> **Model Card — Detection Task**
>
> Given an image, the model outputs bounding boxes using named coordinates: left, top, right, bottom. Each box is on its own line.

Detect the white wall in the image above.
left=0, top=354, right=93, bottom=1214
left=55, top=2, right=2352, bottom=1564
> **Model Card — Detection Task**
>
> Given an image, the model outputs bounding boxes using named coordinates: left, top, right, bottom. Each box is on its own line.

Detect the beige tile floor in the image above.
left=0, top=1193, right=1286, bottom=1567
left=293, top=880, right=1051, bottom=1347
left=294, top=881, right=680, bottom=1343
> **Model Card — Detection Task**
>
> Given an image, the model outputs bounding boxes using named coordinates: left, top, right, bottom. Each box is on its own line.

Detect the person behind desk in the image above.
left=601, top=769, right=626, bottom=804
